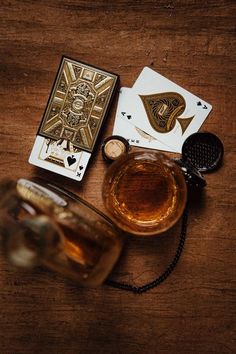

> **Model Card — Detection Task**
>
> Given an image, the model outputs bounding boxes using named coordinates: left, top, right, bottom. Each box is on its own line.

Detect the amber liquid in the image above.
left=110, top=161, right=178, bottom=226
left=0, top=178, right=123, bottom=286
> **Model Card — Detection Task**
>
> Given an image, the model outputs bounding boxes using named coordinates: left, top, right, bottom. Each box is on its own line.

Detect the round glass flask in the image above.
left=102, top=151, right=187, bottom=236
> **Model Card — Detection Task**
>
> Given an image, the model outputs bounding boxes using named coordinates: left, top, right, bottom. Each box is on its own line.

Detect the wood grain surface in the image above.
left=0, top=1, right=235, bottom=353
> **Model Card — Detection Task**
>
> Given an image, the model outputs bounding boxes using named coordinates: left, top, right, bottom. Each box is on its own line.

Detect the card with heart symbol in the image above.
left=29, top=136, right=90, bottom=181
left=113, top=67, right=212, bottom=153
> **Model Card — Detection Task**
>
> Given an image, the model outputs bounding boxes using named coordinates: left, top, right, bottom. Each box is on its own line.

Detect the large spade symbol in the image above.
left=139, top=92, right=194, bottom=134
left=67, top=155, right=76, bottom=166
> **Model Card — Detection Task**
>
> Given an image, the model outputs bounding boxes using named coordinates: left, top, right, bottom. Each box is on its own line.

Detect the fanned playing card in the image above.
left=113, top=88, right=178, bottom=152
left=125, top=66, right=212, bottom=152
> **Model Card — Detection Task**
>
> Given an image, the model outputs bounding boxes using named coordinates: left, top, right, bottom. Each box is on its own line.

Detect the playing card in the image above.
left=29, top=136, right=91, bottom=181
left=113, top=114, right=178, bottom=152
left=114, top=88, right=179, bottom=152
left=128, top=66, right=212, bottom=152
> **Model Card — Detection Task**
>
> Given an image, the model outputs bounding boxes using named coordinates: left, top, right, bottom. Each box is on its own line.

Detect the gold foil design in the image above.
left=38, top=58, right=118, bottom=152
left=139, top=92, right=194, bottom=135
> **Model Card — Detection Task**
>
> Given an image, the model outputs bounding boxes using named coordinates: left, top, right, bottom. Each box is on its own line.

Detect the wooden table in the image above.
left=0, top=1, right=235, bottom=353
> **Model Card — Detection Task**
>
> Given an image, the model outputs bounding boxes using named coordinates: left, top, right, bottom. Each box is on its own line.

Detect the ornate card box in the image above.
left=29, top=57, right=119, bottom=182
left=38, top=57, right=119, bottom=153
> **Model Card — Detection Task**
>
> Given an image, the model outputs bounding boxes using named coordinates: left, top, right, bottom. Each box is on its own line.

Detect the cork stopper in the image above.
left=102, top=136, right=130, bottom=162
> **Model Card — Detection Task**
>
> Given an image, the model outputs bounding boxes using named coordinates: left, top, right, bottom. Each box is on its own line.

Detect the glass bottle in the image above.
left=0, top=178, right=124, bottom=287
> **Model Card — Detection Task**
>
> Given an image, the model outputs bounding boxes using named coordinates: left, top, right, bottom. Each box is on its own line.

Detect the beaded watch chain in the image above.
left=106, top=204, right=189, bottom=294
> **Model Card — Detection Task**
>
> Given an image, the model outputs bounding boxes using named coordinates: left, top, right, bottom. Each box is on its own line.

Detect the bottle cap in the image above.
left=182, top=132, right=224, bottom=173
left=102, top=135, right=130, bottom=162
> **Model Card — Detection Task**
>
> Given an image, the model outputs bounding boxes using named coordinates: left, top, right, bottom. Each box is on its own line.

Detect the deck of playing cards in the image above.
left=29, top=57, right=118, bottom=181
left=113, top=66, right=212, bottom=153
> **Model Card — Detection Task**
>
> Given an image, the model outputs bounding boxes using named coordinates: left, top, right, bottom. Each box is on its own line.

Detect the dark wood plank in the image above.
left=0, top=0, right=235, bottom=353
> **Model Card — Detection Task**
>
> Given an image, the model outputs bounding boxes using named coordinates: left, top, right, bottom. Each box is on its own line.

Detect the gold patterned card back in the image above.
left=139, top=92, right=194, bottom=135
left=38, top=57, right=118, bottom=152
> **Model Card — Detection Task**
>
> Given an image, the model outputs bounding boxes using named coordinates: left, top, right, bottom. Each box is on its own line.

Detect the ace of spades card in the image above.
left=115, top=67, right=212, bottom=153
left=113, top=88, right=178, bottom=152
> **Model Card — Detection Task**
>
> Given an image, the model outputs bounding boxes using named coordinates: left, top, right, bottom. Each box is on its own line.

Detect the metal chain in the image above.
left=105, top=204, right=189, bottom=294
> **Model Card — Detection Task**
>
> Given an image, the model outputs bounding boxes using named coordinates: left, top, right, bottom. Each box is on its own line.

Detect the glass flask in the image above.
left=0, top=178, right=124, bottom=287
left=102, top=151, right=187, bottom=236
